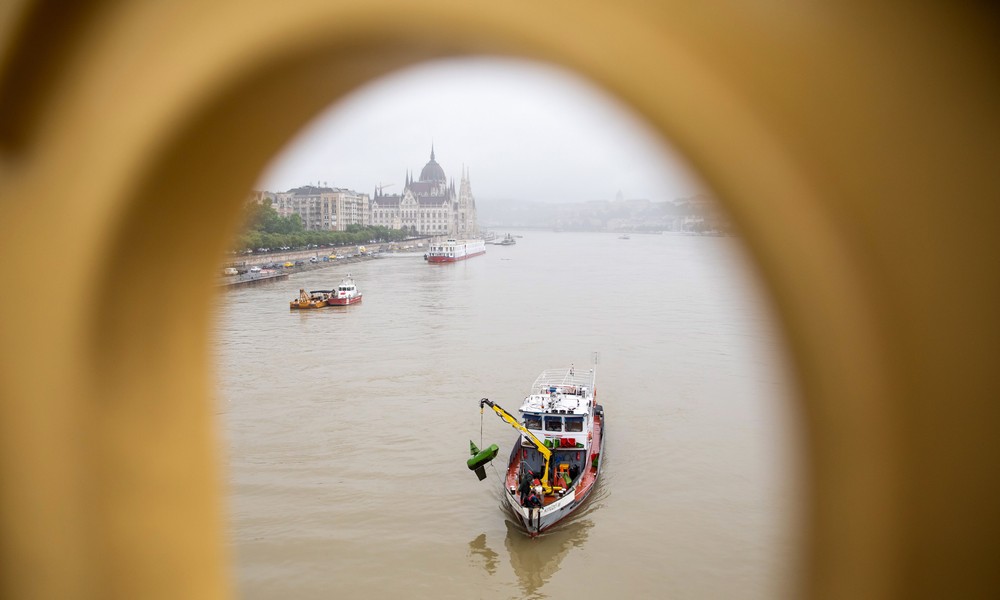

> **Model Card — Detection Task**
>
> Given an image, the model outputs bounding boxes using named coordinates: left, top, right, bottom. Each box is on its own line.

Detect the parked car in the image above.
left=294, top=260, right=305, bottom=266
left=222, top=267, right=238, bottom=276
left=309, top=257, right=318, bottom=263
left=249, top=266, right=262, bottom=274
left=283, top=261, right=294, bottom=268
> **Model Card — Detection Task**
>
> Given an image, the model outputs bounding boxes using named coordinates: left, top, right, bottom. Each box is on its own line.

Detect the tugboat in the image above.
left=469, top=356, right=605, bottom=536
left=498, top=233, right=516, bottom=246
left=327, top=274, right=362, bottom=306
left=289, top=288, right=332, bottom=309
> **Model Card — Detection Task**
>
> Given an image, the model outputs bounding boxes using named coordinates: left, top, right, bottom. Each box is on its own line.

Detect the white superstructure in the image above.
left=427, top=238, right=486, bottom=263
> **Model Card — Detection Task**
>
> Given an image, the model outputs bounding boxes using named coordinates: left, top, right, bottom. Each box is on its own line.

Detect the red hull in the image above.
left=327, top=295, right=362, bottom=306
left=427, top=249, right=486, bottom=263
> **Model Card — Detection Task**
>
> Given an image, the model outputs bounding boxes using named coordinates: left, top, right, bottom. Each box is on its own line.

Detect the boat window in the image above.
left=544, top=416, right=563, bottom=431
left=524, top=415, right=542, bottom=430
left=565, top=417, right=584, bottom=432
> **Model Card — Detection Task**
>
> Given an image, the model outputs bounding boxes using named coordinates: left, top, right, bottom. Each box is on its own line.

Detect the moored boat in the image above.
left=289, top=288, right=332, bottom=309
left=498, top=233, right=516, bottom=246
left=472, top=358, right=604, bottom=536
left=427, top=238, right=486, bottom=263
left=327, top=274, right=362, bottom=306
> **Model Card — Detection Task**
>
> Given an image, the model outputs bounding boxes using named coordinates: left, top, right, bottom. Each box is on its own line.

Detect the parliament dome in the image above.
left=419, top=146, right=447, bottom=182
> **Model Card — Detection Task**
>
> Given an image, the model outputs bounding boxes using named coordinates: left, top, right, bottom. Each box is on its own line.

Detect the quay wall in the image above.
left=222, top=236, right=438, bottom=269
left=219, top=243, right=431, bottom=288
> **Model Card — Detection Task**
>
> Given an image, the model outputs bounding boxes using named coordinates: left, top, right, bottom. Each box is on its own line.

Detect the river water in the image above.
left=213, top=231, right=801, bottom=599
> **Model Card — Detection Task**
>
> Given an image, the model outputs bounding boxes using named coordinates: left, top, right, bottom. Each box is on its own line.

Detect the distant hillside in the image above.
left=476, top=194, right=733, bottom=233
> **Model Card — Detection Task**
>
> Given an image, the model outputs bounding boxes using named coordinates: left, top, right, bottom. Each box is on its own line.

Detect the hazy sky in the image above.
left=256, top=57, right=703, bottom=204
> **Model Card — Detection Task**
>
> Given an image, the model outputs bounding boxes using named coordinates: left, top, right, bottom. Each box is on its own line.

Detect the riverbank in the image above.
left=219, top=252, right=389, bottom=288
left=223, top=238, right=434, bottom=270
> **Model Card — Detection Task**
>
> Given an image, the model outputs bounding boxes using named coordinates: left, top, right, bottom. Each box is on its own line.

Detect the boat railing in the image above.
left=530, top=368, right=596, bottom=393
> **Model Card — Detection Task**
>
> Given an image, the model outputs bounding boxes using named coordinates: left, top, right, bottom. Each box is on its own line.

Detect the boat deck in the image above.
left=505, top=409, right=603, bottom=509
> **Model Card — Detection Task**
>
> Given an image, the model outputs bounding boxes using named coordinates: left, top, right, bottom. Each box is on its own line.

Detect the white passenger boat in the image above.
left=471, top=358, right=605, bottom=536
left=427, top=238, right=486, bottom=263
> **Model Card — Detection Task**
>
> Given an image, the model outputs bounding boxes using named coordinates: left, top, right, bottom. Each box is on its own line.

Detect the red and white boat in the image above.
left=473, top=355, right=605, bottom=536
left=327, top=274, right=362, bottom=306
left=426, top=238, right=486, bottom=263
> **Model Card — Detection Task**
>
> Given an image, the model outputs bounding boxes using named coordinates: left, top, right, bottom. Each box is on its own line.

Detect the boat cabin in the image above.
left=429, top=239, right=458, bottom=258
left=517, top=368, right=596, bottom=491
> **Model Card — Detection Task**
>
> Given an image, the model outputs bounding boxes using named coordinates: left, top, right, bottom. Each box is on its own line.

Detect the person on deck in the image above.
left=518, top=469, right=533, bottom=501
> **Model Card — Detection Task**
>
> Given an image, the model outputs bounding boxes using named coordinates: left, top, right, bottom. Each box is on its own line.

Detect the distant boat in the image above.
left=618, top=234, right=630, bottom=240
left=499, top=233, right=516, bottom=246
left=327, top=274, right=362, bottom=306
left=427, top=238, right=486, bottom=263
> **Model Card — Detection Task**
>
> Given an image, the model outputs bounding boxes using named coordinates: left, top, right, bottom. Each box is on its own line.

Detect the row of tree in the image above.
left=235, top=200, right=413, bottom=251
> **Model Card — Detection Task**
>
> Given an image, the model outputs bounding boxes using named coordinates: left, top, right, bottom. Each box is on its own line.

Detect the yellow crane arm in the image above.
left=480, top=398, right=553, bottom=493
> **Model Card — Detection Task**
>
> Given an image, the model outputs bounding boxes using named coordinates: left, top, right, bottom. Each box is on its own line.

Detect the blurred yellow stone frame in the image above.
left=0, top=1, right=997, bottom=598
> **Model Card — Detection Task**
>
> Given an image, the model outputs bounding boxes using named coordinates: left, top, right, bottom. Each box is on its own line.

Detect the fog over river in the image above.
left=213, top=231, right=801, bottom=599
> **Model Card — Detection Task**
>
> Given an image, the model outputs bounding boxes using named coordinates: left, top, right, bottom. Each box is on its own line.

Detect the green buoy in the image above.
left=467, top=441, right=499, bottom=481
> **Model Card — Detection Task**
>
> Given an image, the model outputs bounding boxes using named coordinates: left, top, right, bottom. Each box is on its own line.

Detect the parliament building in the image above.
left=370, top=146, right=478, bottom=238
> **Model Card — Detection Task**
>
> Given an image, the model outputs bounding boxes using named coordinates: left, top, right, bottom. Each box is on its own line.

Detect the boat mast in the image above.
left=591, top=351, right=599, bottom=390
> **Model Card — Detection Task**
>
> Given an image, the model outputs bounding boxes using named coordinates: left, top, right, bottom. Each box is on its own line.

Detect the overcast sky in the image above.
left=256, top=57, right=704, bottom=204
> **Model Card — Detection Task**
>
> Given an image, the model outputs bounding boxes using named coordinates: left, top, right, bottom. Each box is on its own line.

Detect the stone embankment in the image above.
left=222, top=238, right=435, bottom=269
left=219, top=240, right=433, bottom=289
left=220, top=253, right=383, bottom=288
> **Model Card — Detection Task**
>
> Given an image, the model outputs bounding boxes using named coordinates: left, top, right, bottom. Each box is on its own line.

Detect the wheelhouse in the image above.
left=515, top=366, right=598, bottom=492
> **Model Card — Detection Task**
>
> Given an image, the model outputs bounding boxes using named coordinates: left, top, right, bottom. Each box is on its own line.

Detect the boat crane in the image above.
left=474, top=398, right=555, bottom=494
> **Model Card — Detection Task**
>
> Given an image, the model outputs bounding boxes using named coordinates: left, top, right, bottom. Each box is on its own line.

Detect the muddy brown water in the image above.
left=214, top=231, right=801, bottom=599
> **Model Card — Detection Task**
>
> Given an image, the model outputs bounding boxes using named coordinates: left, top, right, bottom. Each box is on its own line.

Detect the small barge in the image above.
left=289, top=288, right=331, bottom=309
